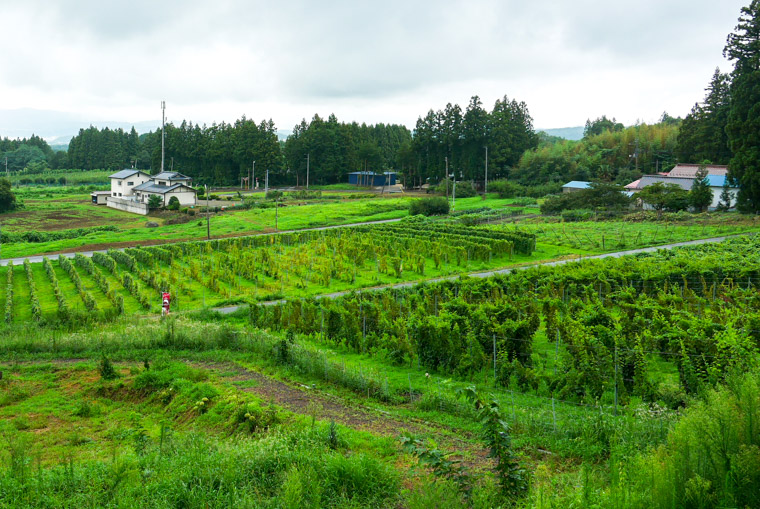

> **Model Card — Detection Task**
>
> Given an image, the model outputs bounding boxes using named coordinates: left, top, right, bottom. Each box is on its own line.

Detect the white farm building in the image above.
left=132, top=171, right=197, bottom=207
left=104, top=169, right=197, bottom=215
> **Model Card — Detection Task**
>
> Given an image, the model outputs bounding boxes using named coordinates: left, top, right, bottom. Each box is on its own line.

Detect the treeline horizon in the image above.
left=0, top=94, right=541, bottom=187
left=0, top=112, right=711, bottom=189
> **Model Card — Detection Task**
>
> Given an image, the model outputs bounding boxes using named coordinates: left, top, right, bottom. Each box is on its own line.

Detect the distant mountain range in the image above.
left=536, top=126, right=584, bottom=141
left=0, top=108, right=160, bottom=149
left=0, top=108, right=586, bottom=152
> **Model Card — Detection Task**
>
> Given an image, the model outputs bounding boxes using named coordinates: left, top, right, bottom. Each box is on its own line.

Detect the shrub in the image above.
left=167, top=196, right=180, bottom=210
left=489, top=180, right=523, bottom=198
left=410, top=196, right=450, bottom=216
left=147, top=194, right=163, bottom=209
left=435, top=179, right=477, bottom=197
left=560, top=209, right=595, bottom=222
left=99, top=355, right=118, bottom=380
left=541, top=182, right=630, bottom=215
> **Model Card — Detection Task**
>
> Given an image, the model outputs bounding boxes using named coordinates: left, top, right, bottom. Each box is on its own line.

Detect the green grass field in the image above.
left=1, top=190, right=537, bottom=258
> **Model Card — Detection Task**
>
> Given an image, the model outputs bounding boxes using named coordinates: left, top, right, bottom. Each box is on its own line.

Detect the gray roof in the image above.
left=133, top=182, right=195, bottom=194
left=152, top=171, right=192, bottom=181
left=562, top=180, right=591, bottom=189
left=637, top=175, right=695, bottom=191
left=110, top=169, right=148, bottom=179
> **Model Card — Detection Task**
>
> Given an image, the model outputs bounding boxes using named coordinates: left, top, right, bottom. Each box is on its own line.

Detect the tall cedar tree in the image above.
left=688, top=168, right=714, bottom=212
left=676, top=69, right=732, bottom=164
left=409, top=95, right=538, bottom=186
left=724, top=1, right=760, bottom=212
left=0, top=178, right=16, bottom=212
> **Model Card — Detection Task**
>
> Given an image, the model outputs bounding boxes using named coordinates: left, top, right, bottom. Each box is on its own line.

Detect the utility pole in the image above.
left=251, top=160, right=255, bottom=191
left=4, top=156, right=7, bottom=177
left=205, top=184, right=210, bottom=240
left=265, top=168, right=269, bottom=194
left=160, top=101, right=166, bottom=173
left=445, top=156, right=449, bottom=201
left=452, top=173, right=456, bottom=212
left=484, top=146, right=488, bottom=198
left=306, top=153, right=310, bottom=189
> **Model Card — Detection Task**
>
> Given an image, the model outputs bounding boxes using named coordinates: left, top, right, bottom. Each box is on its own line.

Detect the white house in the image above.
left=132, top=171, right=197, bottom=207
left=108, top=169, right=152, bottom=199
left=106, top=169, right=197, bottom=214
left=625, top=174, right=738, bottom=210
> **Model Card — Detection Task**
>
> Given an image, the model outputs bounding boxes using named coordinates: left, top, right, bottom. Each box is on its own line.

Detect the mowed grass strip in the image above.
left=73, top=263, right=116, bottom=313
left=11, top=264, right=32, bottom=323
left=0, top=266, right=6, bottom=318
left=29, top=263, right=59, bottom=319
left=52, top=263, right=87, bottom=314
left=90, top=262, right=143, bottom=315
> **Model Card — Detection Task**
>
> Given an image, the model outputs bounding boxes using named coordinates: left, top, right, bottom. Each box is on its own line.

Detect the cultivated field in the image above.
left=1, top=236, right=757, bottom=507
left=2, top=188, right=539, bottom=259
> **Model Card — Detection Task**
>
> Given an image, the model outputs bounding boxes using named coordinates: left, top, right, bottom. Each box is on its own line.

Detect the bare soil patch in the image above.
left=205, top=362, right=492, bottom=469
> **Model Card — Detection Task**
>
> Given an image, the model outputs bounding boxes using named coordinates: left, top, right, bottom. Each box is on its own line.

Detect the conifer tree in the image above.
left=724, top=1, right=760, bottom=212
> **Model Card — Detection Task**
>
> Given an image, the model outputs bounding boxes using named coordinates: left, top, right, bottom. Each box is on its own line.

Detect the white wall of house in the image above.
left=709, top=186, right=738, bottom=210
left=164, top=189, right=197, bottom=206
left=110, top=173, right=151, bottom=198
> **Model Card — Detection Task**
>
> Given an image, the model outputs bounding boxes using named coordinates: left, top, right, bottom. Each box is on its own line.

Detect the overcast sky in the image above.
left=0, top=0, right=749, bottom=135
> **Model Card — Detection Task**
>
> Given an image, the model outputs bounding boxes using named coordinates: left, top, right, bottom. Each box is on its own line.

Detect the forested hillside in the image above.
left=512, top=119, right=680, bottom=186
left=0, top=135, right=65, bottom=172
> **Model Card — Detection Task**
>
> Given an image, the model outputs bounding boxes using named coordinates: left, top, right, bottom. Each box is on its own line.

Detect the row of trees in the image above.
left=406, top=96, right=539, bottom=188
left=67, top=126, right=142, bottom=171
left=50, top=96, right=536, bottom=187
left=282, top=116, right=412, bottom=185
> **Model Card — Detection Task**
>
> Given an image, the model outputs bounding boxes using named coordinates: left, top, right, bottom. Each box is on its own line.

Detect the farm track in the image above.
left=0, top=356, right=489, bottom=468
left=0, top=217, right=406, bottom=267
left=202, top=361, right=492, bottom=468
left=213, top=234, right=748, bottom=313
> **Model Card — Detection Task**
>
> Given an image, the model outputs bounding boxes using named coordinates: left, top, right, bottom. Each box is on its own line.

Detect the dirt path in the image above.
left=205, top=361, right=491, bottom=467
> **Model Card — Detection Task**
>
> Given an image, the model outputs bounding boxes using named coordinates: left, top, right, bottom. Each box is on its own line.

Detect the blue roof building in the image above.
left=562, top=181, right=591, bottom=193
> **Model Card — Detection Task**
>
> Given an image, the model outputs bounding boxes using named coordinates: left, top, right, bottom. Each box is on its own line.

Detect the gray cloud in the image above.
left=0, top=0, right=749, bottom=131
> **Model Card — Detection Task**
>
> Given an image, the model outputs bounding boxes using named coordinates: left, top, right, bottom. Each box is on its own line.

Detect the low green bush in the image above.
left=410, top=196, right=450, bottom=216
left=560, top=209, right=595, bottom=222
left=434, top=179, right=478, bottom=197
left=1, top=225, right=118, bottom=244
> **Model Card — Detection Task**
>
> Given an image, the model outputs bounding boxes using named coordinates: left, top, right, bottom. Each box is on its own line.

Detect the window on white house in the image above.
left=112, top=192, right=116, bottom=196
left=127, top=181, right=134, bottom=186
left=118, top=181, right=122, bottom=186
left=118, top=193, right=122, bottom=197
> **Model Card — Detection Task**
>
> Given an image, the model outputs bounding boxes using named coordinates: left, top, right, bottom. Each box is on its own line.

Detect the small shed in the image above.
left=348, top=171, right=397, bottom=187
left=91, top=191, right=111, bottom=205
left=562, top=181, right=591, bottom=193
